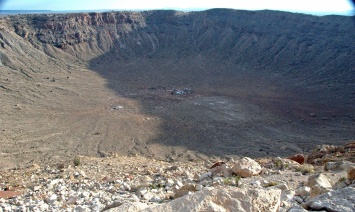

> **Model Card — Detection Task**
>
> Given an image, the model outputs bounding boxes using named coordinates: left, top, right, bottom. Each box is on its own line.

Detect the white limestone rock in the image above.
left=281, top=190, right=295, bottom=202
left=306, top=173, right=332, bottom=198
left=209, top=162, right=231, bottom=177
left=231, top=157, right=262, bottom=177
left=199, top=172, right=213, bottom=181
left=142, top=192, right=154, bottom=201
left=267, top=183, right=288, bottom=191
left=196, top=184, right=203, bottom=191
left=296, top=186, right=311, bottom=198
left=46, top=194, right=58, bottom=205
left=166, top=179, right=174, bottom=187
left=107, top=202, right=149, bottom=212
left=141, top=188, right=281, bottom=212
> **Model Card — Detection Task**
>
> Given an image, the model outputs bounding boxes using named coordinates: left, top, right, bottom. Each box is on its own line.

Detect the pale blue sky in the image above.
left=1, top=0, right=354, bottom=15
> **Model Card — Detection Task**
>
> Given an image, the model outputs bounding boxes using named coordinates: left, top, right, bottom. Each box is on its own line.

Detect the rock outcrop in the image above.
left=324, top=161, right=354, bottom=171
left=304, top=187, right=355, bottom=212
left=12, top=12, right=146, bottom=56
left=308, top=142, right=355, bottom=165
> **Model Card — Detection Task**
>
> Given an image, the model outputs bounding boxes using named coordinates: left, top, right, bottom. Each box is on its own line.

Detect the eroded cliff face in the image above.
left=0, top=9, right=354, bottom=169
left=3, top=10, right=355, bottom=88
left=3, top=12, right=146, bottom=59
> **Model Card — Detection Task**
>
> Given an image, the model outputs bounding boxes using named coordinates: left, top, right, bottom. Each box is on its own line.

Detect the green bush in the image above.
left=338, top=177, right=346, bottom=182
left=264, top=181, right=278, bottom=187
left=223, top=176, right=240, bottom=186
left=296, top=164, right=314, bottom=174
left=73, top=157, right=81, bottom=166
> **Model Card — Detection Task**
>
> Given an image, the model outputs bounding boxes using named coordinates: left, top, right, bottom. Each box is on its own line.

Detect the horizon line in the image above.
left=0, top=8, right=353, bottom=16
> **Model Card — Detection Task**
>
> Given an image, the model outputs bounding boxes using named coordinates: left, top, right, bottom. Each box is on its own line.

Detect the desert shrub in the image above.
left=73, top=157, right=80, bottom=166
left=264, top=181, right=278, bottom=187
left=149, top=183, right=164, bottom=189
left=338, top=177, right=346, bottom=182
left=274, top=159, right=289, bottom=170
left=296, top=164, right=314, bottom=174
left=223, top=176, right=240, bottom=186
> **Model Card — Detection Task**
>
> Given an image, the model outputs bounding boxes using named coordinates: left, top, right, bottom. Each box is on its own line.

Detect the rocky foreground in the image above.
left=0, top=142, right=354, bottom=212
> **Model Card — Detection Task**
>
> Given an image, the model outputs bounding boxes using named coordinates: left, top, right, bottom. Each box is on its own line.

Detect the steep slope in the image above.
left=0, top=9, right=354, bottom=168
left=0, top=14, right=156, bottom=168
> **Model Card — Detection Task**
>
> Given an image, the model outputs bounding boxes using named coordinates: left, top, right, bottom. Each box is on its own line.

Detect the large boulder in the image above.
left=307, top=173, right=332, bottom=198
left=108, top=188, right=281, bottom=212
left=324, top=161, right=355, bottom=171
left=107, top=202, right=149, bottom=212
left=231, top=157, right=262, bottom=177
left=307, top=144, right=341, bottom=165
left=304, top=187, right=355, bottom=212
left=288, top=154, right=305, bottom=164
left=146, top=188, right=281, bottom=212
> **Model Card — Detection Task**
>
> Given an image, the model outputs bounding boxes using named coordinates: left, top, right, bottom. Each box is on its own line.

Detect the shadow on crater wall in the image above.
left=87, top=9, right=355, bottom=160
